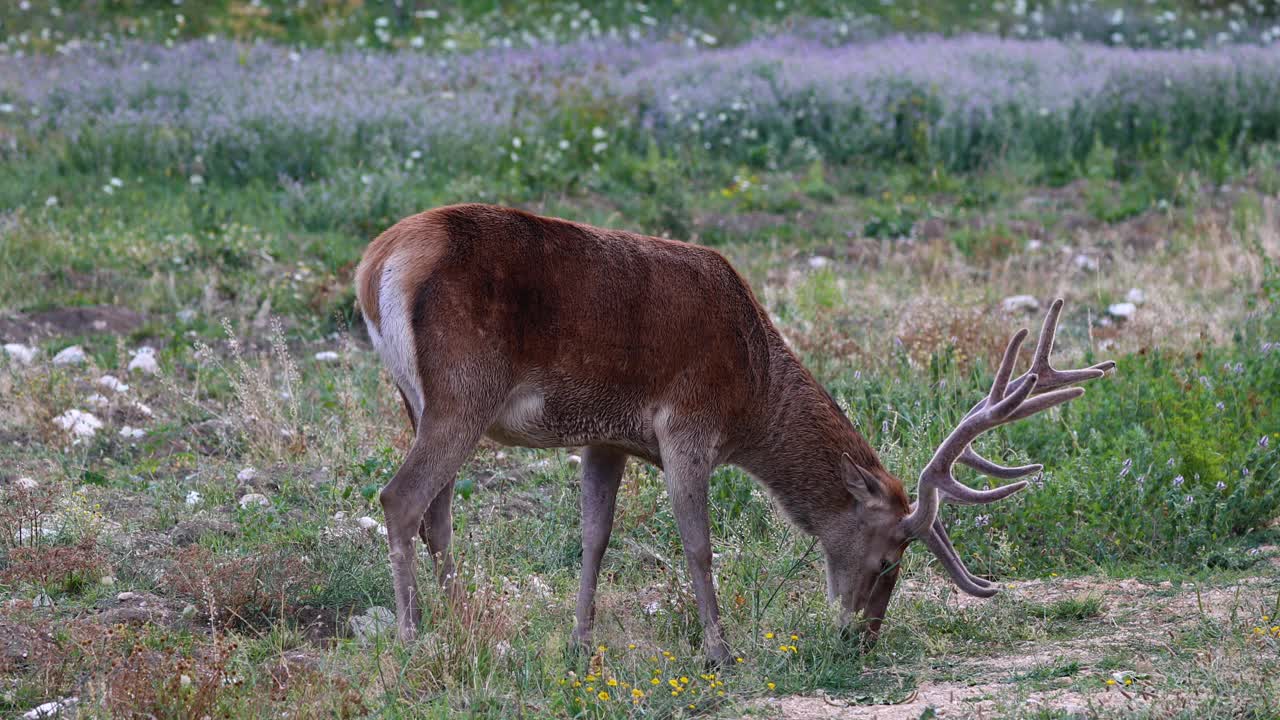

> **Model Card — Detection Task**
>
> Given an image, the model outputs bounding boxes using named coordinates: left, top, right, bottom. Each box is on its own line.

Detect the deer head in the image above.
left=824, top=299, right=1114, bottom=642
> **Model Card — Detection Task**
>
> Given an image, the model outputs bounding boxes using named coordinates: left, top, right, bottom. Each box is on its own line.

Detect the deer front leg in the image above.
left=572, top=445, right=628, bottom=650
left=660, top=441, right=731, bottom=666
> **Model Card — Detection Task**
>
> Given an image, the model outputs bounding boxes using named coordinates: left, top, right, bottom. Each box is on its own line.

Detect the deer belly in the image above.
left=486, top=385, right=651, bottom=451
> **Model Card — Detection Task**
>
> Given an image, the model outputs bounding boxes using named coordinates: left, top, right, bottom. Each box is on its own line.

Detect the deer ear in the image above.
left=841, top=454, right=885, bottom=505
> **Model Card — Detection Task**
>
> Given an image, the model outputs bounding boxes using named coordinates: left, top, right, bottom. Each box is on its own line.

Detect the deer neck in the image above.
left=730, top=344, right=882, bottom=535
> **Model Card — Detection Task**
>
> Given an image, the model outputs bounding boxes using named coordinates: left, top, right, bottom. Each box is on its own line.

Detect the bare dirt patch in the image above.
left=762, top=570, right=1279, bottom=719
left=0, top=305, right=145, bottom=343
left=763, top=680, right=1150, bottom=719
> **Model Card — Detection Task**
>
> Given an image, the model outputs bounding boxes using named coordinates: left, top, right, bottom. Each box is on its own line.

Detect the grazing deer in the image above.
left=355, top=204, right=1113, bottom=662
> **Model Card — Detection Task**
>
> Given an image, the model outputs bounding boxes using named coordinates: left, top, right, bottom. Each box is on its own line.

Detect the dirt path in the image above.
left=759, top=561, right=1280, bottom=719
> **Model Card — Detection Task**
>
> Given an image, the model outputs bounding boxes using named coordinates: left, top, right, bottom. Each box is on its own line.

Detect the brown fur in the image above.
left=357, top=204, right=915, bottom=658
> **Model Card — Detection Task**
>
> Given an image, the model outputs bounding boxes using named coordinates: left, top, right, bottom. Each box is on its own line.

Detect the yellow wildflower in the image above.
left=597, top=691, right=609, bottom=701
left=766, top=682, right=776, bottom=691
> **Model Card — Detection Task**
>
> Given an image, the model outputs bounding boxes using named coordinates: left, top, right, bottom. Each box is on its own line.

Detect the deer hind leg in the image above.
left=418, top=476, right=456, bottom=596
left=572, top=445, right=628, bottom=650
left=658, top=431, right=731, bottom=665
left=381, top=409, right=491, bottom=643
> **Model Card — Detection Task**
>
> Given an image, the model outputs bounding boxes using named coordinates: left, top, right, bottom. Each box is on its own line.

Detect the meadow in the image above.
left=1, top=1, right=1279, bottom=718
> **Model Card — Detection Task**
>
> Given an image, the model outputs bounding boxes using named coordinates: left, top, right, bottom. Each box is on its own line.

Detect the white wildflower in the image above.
left=185, top=490, right=203, bottom=506
left=237, top=467, right=258, bottom=482
left=314, top=350, right=340, bottom=362
left=119, top=426, right=145, bottom=440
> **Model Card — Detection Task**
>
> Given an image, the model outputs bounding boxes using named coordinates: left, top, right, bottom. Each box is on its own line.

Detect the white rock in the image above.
left=332, top=511, right=347, bottom=521
left=53, top=409, right=102, bottom=442
left=314, top=350, right=340, bottom=362
left=356, top=516, right=382, bottom=531
left=238, top=493, right=270, bottom=509
left=348, top=606, right=395, bottom=644
left=132, top=401, right=154, bottom=417
left=807, top=255, right=830, bottom=269
left=127, top=347, right=159, bottom=375
left=1000, top=295, right=1040, bottom=314
left=3, top=343, right=37, bottom=365
left=567, top=454, right=582, bottom=465
left=1072, top=254, right=1099, bottom=271
left=1026, top=239, right=1043, bottom=251
left=119, top=426, right=145, bottom=440
left=22, top=697, right=77, bottom=719
left=15, top=477, right=38, bottom=490
left=185, top=490, right=203, bottom=506
left=1125, top=287, right=1146, bottom=305
left=1107, top=302, right=1137, bottom=320
left=236, top=467, right=258, bottom=482
left=117, top=592, right=138, bottom=601
left=85, top=393, right=109, bottom=409
left=33, top=592, right=52, bottom=607
left=52, top=345, right=86, bottom=366
left=96, top=374, right=129, bottom=393
left=176, top=308, right=197, bottom=323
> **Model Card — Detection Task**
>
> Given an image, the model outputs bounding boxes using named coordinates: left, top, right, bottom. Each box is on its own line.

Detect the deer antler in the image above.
left=955, top=299, right=1116, bottom=480
left=903, top=299, right=1113, bottom=594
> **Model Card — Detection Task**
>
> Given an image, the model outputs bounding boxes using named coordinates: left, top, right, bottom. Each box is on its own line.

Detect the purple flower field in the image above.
left=4, top=32, right=1279, bottom=182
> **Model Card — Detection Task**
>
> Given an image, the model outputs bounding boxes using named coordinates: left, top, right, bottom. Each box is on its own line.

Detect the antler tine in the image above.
left=1028, top=298, right=1116, bottom=392
left=899, top=330, right=1038, bottom=536
left=957, top=446, right=1042, bottom=480
left=957, top=298, right=1114, bottom=480
left=989, top=327, right=1027, bottom=402
left=929, top=519, right=994, bottom=588
left=924, top=521, right=997, bottom=597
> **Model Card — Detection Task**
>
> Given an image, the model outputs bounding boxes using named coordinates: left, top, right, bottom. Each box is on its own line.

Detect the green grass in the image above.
left=2, top=2, right=1280, bottom=718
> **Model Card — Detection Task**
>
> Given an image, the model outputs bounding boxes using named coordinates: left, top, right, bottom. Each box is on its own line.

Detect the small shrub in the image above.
left=3, top=536, right=105, bottom=596
left=165, top=546, right=318, bottom=630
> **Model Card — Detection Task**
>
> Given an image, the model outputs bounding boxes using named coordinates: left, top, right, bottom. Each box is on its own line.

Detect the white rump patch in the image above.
left=370, top=253, right=424, bottom=422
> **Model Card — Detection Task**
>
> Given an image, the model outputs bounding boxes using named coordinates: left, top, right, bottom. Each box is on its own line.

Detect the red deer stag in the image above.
left=355, top=204, right=1113, bottom=662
